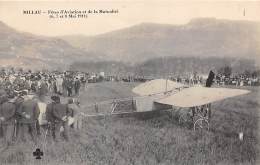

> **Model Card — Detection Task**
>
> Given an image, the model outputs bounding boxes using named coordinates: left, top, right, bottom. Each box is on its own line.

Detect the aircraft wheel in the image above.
left=193, top=118, right=209, bottom=131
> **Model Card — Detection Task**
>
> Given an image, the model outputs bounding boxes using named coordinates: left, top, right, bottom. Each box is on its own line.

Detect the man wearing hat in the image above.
left=46, top=96, right=71, bottom=142
left=16, top=93, right=40, bottom=143
left=0, top=95, right=16, bottom=147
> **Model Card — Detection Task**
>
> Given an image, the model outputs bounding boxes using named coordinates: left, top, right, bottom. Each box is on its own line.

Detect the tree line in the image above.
left=70, top=56, right=260, bottom=77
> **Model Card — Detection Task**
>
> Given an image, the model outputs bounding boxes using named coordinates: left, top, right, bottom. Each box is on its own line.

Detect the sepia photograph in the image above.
left=0, top=0, right=259, bottom=164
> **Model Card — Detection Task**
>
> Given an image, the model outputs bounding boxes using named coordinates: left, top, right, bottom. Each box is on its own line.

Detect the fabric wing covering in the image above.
left=132, top=79, right=185, bottom=96
left=155, top=86, right=250, bottom=107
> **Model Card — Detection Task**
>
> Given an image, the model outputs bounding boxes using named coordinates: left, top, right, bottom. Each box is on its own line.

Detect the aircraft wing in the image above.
left=155, top=86, right=250, bottom=107
left=132, top=79, right=185, bottom=96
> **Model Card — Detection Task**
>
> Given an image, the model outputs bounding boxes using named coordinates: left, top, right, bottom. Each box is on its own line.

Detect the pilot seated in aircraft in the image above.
left=206, top=70, right=215, bottom=88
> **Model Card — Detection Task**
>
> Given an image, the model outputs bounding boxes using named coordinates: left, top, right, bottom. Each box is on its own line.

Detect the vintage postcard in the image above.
left=0, top=0, right=259, bottom=165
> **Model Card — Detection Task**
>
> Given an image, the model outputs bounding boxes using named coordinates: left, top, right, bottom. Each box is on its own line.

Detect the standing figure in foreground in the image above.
left=0, top=95, right=16, bottom=148
left=16, top=94, right=40, bottom=144
left=46, top=96, right=71, bottom=142
left=67, top=98, right=82, bottom=130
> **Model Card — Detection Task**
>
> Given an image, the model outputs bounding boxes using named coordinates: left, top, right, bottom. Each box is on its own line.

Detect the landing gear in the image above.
left=171, top=104, right=212, bottom=131
left=192, top=104, right=211, bottom=131
left=194, top=118, right=209, bottom=131
left=170, top=107, right=193, bottom=128
left=178, top=109, right=193, bottom=127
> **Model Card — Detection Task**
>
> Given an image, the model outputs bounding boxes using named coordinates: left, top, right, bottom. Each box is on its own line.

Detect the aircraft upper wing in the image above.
left=155, top=86, right=250, bottom=107
left=132, top=79, right=185, bottom=96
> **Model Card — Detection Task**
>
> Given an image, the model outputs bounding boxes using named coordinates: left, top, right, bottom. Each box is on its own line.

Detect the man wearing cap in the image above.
left=0, top=95, right=16, bottom=147
left=46, top=96, right=71, bottom=142
left=16, top=94, right=40, bottom=143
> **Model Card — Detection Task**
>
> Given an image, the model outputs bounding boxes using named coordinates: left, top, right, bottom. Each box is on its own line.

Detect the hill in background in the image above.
left=0, top=18, right=259, bottom=70
left=62, top=18, right=260, bottom=64
left=0, top=21, right=96, bottom=69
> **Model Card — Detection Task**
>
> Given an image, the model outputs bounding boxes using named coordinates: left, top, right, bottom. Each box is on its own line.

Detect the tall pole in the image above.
left=165, top=77, right=168, bottom=92
left=163, top=56, right=168, bottom=92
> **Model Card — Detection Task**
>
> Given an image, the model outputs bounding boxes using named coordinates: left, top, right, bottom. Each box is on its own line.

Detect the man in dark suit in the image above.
left=66, top=78, right=73, bottom=97
left=0, top=95, right=16, bottom=147
left=46, top=96, right=71, bottom=142
left=206, top=70, right=215, bottom=87
left=74, top=78, right=81, bottom=96
left=16, top=94, right=40, bottom=144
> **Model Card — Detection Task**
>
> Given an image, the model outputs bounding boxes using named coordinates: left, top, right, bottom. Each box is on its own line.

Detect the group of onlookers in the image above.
left=0, top=70, right=88, bottom=100
left=0, top=70, right=86, bottom=148
left=0, top=90, right=81, bottom=148
left=215, top=74, right=259, bottom=86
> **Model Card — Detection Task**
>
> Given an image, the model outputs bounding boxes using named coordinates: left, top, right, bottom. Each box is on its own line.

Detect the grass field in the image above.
left=0, top=82, right=259, bottom=165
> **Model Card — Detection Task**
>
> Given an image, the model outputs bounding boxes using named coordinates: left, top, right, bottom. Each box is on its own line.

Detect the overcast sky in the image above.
left=0, top=0, right=260, bottom=36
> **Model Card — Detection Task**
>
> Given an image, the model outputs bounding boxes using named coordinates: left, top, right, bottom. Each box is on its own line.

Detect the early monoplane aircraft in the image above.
left=130, top=71, right=250, bottom=131
left=36, top=71, right=250, bottom=132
